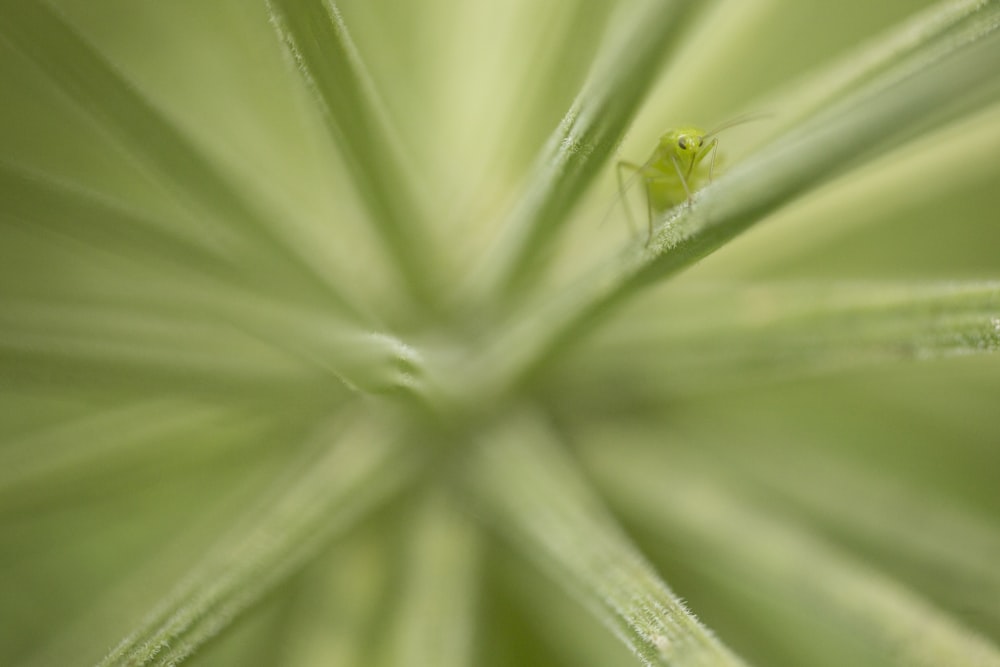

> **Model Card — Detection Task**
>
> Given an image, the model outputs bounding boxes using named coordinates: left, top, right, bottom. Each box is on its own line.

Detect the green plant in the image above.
left=1, top=0, right=999, bottom=665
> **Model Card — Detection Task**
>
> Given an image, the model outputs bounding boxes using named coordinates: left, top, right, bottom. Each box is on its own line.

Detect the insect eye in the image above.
left=678, top=136, right=688, bottom=150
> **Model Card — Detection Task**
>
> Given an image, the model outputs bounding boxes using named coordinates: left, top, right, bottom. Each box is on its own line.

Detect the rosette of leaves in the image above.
left=1, top=1, right=999, bottom=666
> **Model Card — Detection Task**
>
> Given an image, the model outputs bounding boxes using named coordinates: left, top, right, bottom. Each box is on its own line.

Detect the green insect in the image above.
left=616, top=115, right=760, bottom=243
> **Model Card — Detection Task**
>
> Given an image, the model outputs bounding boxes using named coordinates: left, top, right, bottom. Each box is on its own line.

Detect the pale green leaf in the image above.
left=468, top=412, right=746, bottom=667
left=583, top=437, right=1000, bottom=667
left=572, top=282, right=1000, bottom=392
left=478, top=0, right=698, bottom=299
left=98, top=413, right=416, bottom=667
left=380, top=491, right=480, bottom=667
left=0, top=2, right=353, bottom=311
left=266, top=0, right=441, bottom=306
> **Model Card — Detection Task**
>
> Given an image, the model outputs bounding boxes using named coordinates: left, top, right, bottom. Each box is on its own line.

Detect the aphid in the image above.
left=616, top=115, right=761, bottom=244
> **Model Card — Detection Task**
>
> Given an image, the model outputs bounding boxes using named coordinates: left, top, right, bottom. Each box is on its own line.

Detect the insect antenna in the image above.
left=704, top=111, right=771, bottom=139
left=599, top=152, right=659, bottom=237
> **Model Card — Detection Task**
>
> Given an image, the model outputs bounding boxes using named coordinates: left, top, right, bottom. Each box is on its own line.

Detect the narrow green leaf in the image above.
left=468, top=412, right=746, bottom=667
left=0, top=163, right=367, bottom=319
left=15, top=437, right=317, bottom=667
left=100, top=285, right=430, bottom=397
left=755, top=0, right=1000, bottom=146
left=490, top=550, right=642, bottom=667
left=0, top=2, right=351, bottom=310
left=488, top=1, right=618, bottom=185
left=479, top=0, right=697, bottom=299
left=266, top=0, right=440, bottom=306
left=381, top=491, right=480, bottom=667
left=274, top=530, right=395, bottom=667
left=0, top=298, right=329, bottom=398
left=703, top=104, right=1000, bottom=277
left=574, top=282, right=1000, bottom=392
left=0, top=277, right=430, bottom=398
left=97, top=411, right=417, bottom=667
left=0, top=164, right=237, bottom=285
left=584, top=439, right=1000, bottom=667
left=731, top=451, right=1000, bottom=631
left=0, top=400, right=253, bottom=511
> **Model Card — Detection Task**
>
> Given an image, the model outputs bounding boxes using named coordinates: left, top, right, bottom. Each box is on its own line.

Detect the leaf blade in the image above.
left=0, top=2, right=353, bottom=310
left=96, top=412, right=417, bottom=667
left=468, top=412, right=747, bottom=667
left=266, top=0, right=441, bottom=306
left=574, top=282, right=1000, bottom=392
left=584, top=438, right=1000, bottom=667
left=478, top=0, right=698, bottom=300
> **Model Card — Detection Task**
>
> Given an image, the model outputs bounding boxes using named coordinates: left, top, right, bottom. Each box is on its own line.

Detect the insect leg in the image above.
left=670, top=154, right=693, bottom=204
left=616, top=160, right=644, bottom=238
left=704, top=137, right=719, bottom=182
left=644, top=180, right=654, bottom=244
